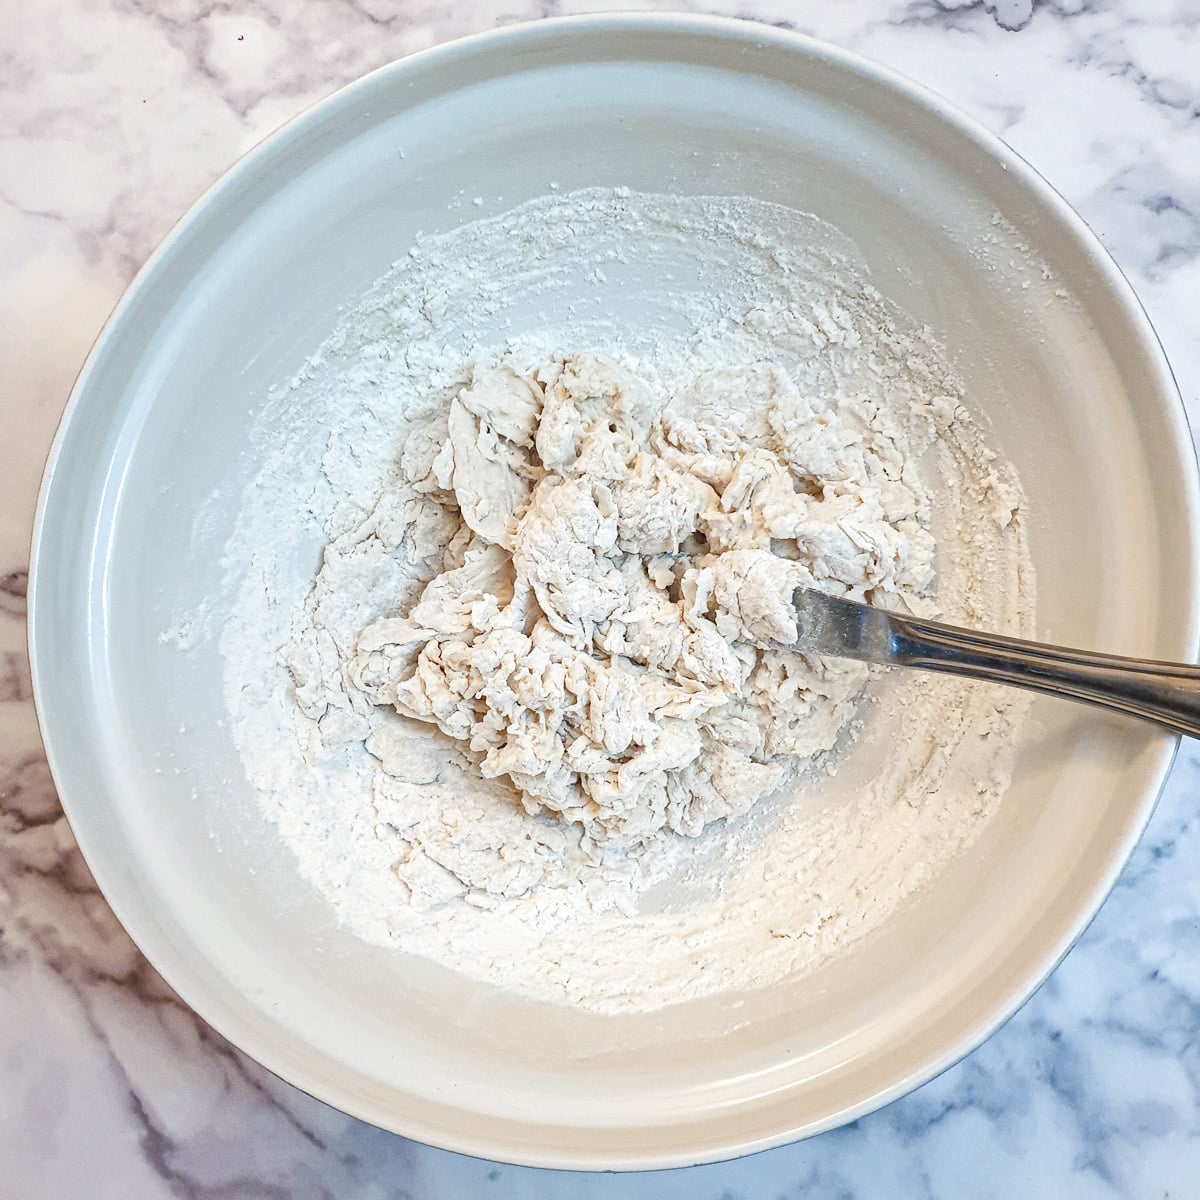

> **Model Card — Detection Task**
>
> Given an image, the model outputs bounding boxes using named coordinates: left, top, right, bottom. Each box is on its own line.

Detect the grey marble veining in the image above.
left=4, top=1, right=1200, bottom=1196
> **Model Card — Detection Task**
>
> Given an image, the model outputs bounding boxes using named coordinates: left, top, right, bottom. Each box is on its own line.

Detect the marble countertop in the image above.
left=5, top=1, right=1200, bottom=1195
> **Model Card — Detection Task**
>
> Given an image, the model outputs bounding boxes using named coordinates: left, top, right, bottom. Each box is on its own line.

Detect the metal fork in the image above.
left=793, top=587, right=1200, bottom=738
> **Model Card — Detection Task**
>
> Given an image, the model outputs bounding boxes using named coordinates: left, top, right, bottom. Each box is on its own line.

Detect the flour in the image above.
left=220, top=189, right=1034, bottom=1012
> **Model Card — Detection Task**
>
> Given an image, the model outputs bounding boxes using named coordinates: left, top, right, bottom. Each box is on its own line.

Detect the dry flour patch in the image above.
left=221, top=190, right=1033, bottom=1012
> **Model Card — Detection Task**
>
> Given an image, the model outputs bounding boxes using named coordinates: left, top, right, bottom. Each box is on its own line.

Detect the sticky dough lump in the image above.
left=299, top=353, right=936, bottom=849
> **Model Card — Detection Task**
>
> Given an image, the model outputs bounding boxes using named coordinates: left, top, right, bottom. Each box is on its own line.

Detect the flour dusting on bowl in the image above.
left=220, top=189, right=1033, bottom=1012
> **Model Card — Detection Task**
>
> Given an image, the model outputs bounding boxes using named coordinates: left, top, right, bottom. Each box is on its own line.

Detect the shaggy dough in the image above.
left=293, top=352, right=936, bottom=850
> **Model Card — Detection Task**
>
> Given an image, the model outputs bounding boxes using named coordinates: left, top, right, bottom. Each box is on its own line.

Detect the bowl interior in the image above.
left=30, top=18, right=1198, bottom=1168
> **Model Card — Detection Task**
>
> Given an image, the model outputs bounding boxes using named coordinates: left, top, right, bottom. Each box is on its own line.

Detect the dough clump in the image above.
left=297, top=353, right=935, bottom=849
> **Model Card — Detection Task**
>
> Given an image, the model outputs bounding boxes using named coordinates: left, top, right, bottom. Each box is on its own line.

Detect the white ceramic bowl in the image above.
left=30, top=15, right=1200, bottom=1170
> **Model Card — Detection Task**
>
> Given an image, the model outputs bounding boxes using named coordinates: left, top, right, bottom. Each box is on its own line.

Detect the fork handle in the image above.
left=888, top=612, right=1200, bottom=738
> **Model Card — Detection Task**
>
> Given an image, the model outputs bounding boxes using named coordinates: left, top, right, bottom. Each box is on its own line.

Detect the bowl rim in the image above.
left=28, top=10, right=1200, bottom=1171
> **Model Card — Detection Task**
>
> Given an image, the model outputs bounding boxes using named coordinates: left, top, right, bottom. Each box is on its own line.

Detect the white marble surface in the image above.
left=4, top=0, right=1200, bottom=1195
